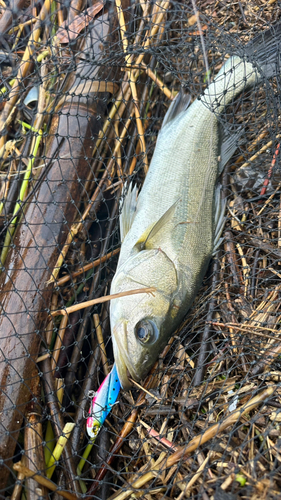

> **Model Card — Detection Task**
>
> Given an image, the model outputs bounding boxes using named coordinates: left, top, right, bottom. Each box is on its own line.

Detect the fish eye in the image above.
left=135, top=319, right=158, bottom=344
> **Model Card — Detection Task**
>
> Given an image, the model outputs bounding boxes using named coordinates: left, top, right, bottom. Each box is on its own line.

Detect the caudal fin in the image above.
left=244, top=23, right=281, bottom=79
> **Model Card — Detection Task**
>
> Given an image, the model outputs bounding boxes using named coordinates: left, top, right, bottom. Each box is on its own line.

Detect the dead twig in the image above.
left=13, top=463, right=78, bottom=500
left=50, top=288, right=156, bottom=317
left=109, top=386, right=275, bottom=500
left=94, top=313, right=110, bottom=376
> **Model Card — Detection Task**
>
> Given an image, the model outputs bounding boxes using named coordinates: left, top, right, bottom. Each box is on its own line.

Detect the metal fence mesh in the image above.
left=0, top=0, right=281, bottom=498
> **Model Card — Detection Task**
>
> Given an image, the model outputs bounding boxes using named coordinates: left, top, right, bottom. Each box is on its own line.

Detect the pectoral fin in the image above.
left=135, top=199, right=179, bottom=250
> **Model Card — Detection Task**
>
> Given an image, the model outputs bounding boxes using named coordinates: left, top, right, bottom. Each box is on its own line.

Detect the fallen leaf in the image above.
left=57, top=1, right=104, bottom=44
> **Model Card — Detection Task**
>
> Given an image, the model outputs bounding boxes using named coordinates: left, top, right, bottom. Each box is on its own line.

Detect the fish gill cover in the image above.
left=0, top=0, right=281, bottom=498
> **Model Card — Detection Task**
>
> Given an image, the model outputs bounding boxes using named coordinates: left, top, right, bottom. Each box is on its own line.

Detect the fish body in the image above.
left=110, top=25, right=281, bottom=389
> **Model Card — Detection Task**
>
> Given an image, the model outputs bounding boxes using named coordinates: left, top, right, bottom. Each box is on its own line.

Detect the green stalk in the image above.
left=46, top=422, right=75, bottom=479
left=0, top=123, right=42, bottom=266
left=77, top=440, right=95, bottom=493
left=44, top=421, right=55, bottom=466
left=37, top=49, right=50, bottom=63
left=0, top=78, right=15, bottom=96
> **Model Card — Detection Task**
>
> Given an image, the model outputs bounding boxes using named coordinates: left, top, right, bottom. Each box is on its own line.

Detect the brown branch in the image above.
left=13, top=463, right=78, bottom=500
left=50, top=288, right=156, bottom=317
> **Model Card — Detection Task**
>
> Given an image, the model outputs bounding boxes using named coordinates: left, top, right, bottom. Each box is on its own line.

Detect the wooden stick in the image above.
left=237, top=133, right=281, bottom=173
left=209, top=321, right=281, bottom=340
left=13, top=463, right=78, bottom=500
left=140, top=62, right=174, bottom=100
left=50, top=287, right=156, bottom=317
left=51, top=314, right=69, bottom=372
left=175, top=451, right=213, bottom=500
left=140, top=420, right=179, bottom=452
left=93, top=313, right=110, bottom=375
left=11, top=471, right=25, bottom=500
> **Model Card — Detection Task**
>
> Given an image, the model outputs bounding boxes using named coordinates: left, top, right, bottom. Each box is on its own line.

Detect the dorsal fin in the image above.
left=119, top=183, right=138, bottom=242
left=161, top=90, right=191, bottom=130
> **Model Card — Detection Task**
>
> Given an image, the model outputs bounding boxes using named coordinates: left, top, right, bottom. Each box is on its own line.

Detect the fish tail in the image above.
left=202, top=23, right=281, bottom=112
left=245, top=22, right=281, bottom=79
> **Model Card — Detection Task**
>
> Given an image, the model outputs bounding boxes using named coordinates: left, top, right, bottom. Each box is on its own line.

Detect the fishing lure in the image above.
left=87, top=363, right=121, bottom=439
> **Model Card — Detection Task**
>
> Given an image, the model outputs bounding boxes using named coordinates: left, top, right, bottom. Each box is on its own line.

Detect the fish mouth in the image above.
left=116, top=357, right=133, bottom=390
left=112, top=325, right=140, bottom=390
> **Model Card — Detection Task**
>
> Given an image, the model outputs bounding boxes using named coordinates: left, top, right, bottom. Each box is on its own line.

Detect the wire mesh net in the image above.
left=0, top=0, right=281, bottom=498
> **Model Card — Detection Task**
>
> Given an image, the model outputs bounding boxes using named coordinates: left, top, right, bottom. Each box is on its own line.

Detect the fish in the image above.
left=110, top=23, right=281, bottom=389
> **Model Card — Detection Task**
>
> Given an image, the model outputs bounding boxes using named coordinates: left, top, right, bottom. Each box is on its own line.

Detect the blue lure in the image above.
left=87, top=363, right=121, bottom=439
